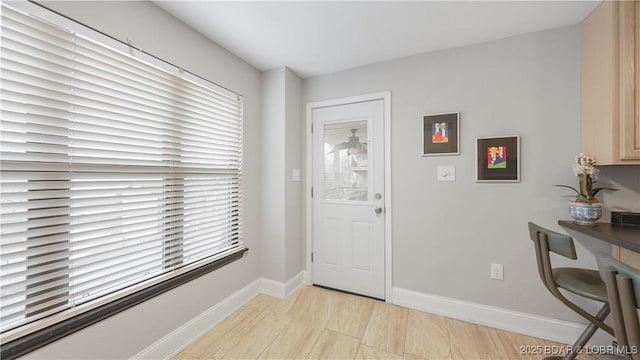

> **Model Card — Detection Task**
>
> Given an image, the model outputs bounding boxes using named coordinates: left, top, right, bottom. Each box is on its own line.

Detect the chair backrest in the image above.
left=528, top=222, right=577, bottom=260
left=596, top=253, right=640, bottom=358
left=597, top=253, right=640, bottom=308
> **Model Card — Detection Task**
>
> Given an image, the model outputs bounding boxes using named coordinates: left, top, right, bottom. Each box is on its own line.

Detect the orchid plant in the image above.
left=554, top=153, right=617, bottom=204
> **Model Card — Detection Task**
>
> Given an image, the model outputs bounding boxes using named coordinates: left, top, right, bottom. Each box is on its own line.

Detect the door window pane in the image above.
left=323, top=120, right=368, bottom=201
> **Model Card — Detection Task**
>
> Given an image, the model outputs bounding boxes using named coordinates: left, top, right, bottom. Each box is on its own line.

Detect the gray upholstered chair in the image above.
left=596, top=253, right=640, bottom=360
left=528, top=222, right=614, bottom=360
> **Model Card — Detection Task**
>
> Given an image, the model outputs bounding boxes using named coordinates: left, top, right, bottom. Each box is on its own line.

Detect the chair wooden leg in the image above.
left=562, top=303, right=611, bottom=360
left=605, top=269, right=630, bottom=354
left=616, top=274, right=640, bottom=360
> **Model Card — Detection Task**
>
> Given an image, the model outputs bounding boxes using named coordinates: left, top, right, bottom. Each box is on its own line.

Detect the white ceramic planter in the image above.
left=568, top=201, right=602, bottom=225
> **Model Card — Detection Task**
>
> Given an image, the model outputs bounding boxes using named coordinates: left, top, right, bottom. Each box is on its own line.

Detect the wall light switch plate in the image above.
left=437, top=165, right=455, bottom=181
left=491, top=263, right=504, bottom=281
left=292, top=168, right=301, bottom=182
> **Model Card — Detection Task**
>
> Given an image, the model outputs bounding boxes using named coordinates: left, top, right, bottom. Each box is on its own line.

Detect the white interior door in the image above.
left=312, top=100, right=385, bottom=299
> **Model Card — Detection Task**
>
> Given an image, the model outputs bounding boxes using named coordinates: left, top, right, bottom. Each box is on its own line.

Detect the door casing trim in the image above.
left=305, top=91, right=392, bottom=302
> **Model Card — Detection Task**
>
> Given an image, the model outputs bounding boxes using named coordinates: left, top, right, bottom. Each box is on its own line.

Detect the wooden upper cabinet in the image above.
left=582, top=0, right=640, bottom=165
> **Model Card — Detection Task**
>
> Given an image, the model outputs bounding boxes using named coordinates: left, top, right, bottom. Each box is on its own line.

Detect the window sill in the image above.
left=1, top=248, right=248, bottom=360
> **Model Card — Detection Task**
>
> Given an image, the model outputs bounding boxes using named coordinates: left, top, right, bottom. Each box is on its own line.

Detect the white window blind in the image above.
left=0, top=3, right=244, bottom=341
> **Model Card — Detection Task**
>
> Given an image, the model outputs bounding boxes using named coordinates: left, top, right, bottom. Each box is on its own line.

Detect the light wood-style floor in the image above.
left=174, top=286, right=616, bottom=360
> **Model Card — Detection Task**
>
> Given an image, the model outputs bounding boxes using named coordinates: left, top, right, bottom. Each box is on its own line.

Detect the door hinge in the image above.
left=311, top=252, right=314, bottom=263
left=311, top=187, right=314, bottom=198
left=311, top=123, right=314, bottom=134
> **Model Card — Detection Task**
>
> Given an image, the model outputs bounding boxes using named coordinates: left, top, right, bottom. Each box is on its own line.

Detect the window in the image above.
left=0, top=2, right=245, bottom=351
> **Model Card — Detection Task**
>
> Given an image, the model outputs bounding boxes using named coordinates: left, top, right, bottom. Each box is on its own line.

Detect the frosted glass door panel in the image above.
left=323, top=120, right=368, bottom=202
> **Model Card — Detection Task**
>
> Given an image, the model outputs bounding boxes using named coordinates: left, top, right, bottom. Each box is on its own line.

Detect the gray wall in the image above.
left=14, top=1, right=640, bottom=357
left=260, top=67, right=304, bottom=284
left=303, top=25, right=607, bottom=323
left=260, top=68, right=286, bottom=282
left=26, top=1, right=262, bottom=358
left=598, top=166, right=640, bottom=216
left=284, top=68, right=304, bottom=281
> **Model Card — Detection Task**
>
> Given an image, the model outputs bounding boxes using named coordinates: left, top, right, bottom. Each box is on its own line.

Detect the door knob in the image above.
left=374, top=206, right=383, bottom=215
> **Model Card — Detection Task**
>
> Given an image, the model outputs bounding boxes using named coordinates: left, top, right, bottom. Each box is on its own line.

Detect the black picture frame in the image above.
left=475, top=135, right=520, bottom=182
left=422, top=113, right=460, bottom=156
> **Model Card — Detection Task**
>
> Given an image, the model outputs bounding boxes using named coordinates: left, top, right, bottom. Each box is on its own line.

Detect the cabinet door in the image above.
left=613, top=245, right=640, bottom=268
left=582, top=1, right=618, bottom=164
left=620, top=0, right=640, bottom=159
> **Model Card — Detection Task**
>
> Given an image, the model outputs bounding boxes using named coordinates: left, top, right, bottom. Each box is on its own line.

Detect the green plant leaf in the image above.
left=590, top=187, right=619, bottom=197
left=576, top=194, right=591, bottom=203
left=553, top=184, right=580, bottom=195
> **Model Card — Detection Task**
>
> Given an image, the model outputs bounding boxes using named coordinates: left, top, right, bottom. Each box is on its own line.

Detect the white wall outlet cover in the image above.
left=437, top=165, right=455, bottom=181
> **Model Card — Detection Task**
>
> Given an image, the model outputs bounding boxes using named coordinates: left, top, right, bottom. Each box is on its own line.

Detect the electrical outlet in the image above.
left=491, top=263, right=504, bottom=281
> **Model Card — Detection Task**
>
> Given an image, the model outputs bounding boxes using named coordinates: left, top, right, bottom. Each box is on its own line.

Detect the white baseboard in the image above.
left=261, top=278, right=286, bottom=299
left=135, top=280, right=614, bottom=359
left=392, top=287, right=614, bottom=347
left=134, top=272, right=308, bottom=359
left=286, top=271, right=306, bottom=297
left=261, top=271, right=306, bottom=299
left=132, top=279, right=261, bottom=360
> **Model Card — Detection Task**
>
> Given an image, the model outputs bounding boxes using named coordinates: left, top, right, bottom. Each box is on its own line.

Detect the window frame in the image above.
left=1, top=249, right=248, bottom=359
left=0, top=2, right=248, bottom=358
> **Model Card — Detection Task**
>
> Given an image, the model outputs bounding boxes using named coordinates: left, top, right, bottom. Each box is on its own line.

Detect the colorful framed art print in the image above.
left=422, top=113, right=460, bottom=156
left=475, top=135, right=520, bottom=182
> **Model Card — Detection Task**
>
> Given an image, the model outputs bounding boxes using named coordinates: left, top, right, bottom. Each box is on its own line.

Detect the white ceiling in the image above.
left=154, top=1, right=601, bottom=79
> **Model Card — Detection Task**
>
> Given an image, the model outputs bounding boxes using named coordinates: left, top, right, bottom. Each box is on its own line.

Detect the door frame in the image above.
left=305, top=91, right=392, bottom=301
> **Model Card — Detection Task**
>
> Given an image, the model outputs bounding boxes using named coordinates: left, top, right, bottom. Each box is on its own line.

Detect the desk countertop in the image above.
left=558, top=220, right=640, bottom=253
